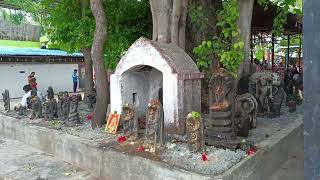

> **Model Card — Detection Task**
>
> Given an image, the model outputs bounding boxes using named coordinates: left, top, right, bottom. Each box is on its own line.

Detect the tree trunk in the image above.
left=236, top=0, right=254, bottom=79
left=234, top=0, right=254, bottom=95
left=150, top=0, right=188, bottom=49
left=81, top=47, right=94, bottom=103
left=90, top=0, right=108, bottom=128
left=186, top=0, right=222, bottom=71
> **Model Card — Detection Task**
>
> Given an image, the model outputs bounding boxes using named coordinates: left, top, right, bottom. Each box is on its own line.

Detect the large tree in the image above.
left=90, top=0, right=109, bottom=128
left=150, top=0, right=188, bottom=49
left=8, top=0, right=96, bottom=102
left=236, top=0, right=255, bottom=79
left=41, top=0, right=95, bottom=101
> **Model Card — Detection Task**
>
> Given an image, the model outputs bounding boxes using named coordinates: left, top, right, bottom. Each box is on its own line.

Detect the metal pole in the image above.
left=251, top=34, right=254, bottom=64
left=286, top=34, right=290, bottom=69
left=304, top=1, right=320, bottom=178
left=272, top=34, right=275, bottom=72
left=298, top=36, right=302, bottom=73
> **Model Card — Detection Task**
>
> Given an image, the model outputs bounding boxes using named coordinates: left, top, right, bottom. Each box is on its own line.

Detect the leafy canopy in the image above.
left=192, top=0, right=302, bottom=76
left=6, top=0, right=151, bottom=70
left=193, top=0, right=244, bottom=77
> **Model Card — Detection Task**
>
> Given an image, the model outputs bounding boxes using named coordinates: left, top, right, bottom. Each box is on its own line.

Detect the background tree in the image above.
left=150, top=0, right=188, bottom=49
left=7, top=0, right=96, bottom=102
left=41, top=0, right=95, bottom=102
left=104, top=0, right=151, bottom=69
left=90, top=0, right=108, bottom=128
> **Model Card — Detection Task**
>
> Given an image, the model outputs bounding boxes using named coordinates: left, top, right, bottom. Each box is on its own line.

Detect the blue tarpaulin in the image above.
left=0, top=47, right=83, bottom=57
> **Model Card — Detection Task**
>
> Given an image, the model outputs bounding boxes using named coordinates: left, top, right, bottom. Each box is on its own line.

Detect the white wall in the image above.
left=0, top=63, right=78, bottom=98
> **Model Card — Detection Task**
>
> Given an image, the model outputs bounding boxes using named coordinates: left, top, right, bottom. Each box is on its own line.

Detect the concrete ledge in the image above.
left=0, top=114, right=302, bottom=180
left=222, top=118, right=303, bottom=180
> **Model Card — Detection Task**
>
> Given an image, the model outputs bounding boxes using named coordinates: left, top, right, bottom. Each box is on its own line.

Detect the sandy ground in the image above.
left=0, top=137, right=96, bottom=180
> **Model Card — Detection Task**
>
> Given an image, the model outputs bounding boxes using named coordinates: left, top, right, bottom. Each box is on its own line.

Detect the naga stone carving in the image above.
left=186, top=112, right=204, bottom=152
left=121, top=103, right=138, bottom=137
left=205, top=68, right=238, bottom=149
left=2, top=89, right=10, bottom=111
left=235, top=93, right=258, bottom=137
left=145, top=100, right=164, bottom=145
left=29, top=90, right=42, bottom=119
left=67, top=95, right=80, bottom=125
left=43, top=87, right=58, bottom=120
left=57, top=91, right=69, bottom=121
left=249, top=72, right=285, bottom=117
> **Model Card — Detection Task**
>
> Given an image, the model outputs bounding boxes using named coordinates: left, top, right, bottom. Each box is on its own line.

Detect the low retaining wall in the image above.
left=0, top=114, right=302, bottom=180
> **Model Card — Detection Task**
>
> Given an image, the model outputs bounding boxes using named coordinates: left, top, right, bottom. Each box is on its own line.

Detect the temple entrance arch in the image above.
left=120, top=65, right=163, bottom=120
left=110, top=37, right=203, bottom=134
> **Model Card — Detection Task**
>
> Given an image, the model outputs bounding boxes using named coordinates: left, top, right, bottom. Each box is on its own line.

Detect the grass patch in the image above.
left=0, top=40, right=40, bottom=48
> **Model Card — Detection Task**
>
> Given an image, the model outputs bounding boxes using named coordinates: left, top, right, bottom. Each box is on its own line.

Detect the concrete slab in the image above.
left=0, top=137, right=96, bottom=180
left=0, top=114, right=302, bottom=180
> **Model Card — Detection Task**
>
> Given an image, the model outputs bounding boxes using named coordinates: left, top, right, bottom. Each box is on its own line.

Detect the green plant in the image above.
left=189, top=111, right=201, bottom=119
left=193, top=0, right=244, bottom=77
left=257, top=0, right=302, bottom=36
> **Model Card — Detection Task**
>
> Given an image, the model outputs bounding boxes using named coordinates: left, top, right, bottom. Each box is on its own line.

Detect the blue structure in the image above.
left=0, top=47, right=83, bottom=57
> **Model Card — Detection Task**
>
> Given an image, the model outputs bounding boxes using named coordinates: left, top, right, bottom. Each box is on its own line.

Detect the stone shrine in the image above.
left=205, top=68, right=238, bottom=149
left=186, top=112, right=204, bottom=153
left=43, top=87, right=58, bottom=120
left=121, top=103, right=138, bottom=137
left=57, top=91, right=70, bottom=121
left=2, top=89, right=10, bottom=112
left=68, top=95, right=80, bottom=124
left=145, top=100, right=164, bottom=145
left=29, top=90, right=42, bottom=119
left=249, top=72, right=285, bottom=117
left=110, top=37, right=203, bottom=135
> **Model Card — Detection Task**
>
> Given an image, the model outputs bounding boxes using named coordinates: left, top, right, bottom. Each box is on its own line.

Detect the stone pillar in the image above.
left=304, top=1, right=320, bottom=179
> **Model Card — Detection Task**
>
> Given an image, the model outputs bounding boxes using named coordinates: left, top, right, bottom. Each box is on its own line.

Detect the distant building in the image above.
left=0, top=47, right=85, bottom=98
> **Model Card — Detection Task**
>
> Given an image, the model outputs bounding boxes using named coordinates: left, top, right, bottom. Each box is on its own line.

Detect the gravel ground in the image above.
left=0, top=96, right=303, bottom=175
left=161, top=143, right=246, bottom=175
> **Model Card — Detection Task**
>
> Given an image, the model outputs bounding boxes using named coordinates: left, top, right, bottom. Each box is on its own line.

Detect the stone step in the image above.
left=209, top=111, right=231, bottom=119
left=204, top=126, right=233, bottom=133
left=205, top=119, right=232, bottom=127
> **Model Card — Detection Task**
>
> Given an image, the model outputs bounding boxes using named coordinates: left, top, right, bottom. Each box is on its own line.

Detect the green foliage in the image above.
left=257, top=0, right=302, bottom=36
left=4, top=0, right=43, bottom=23
left=279, top=36, right=301, bottom=46
left=9, top=0, right=151, bottom=70
left=193, top=40, right=213, bottom=71
left=104, top=0, right=151, bottom=69
left=189, top=111, right=201, bottom=119
left=188, top=4, right=214, bottom=31
left=41, top=0, right=95, bottom=53
left=0, top=8, right=26, bottom=25
left=255, top=49, right=265, bottom=61
left=193, top=0, right=244, bottom=77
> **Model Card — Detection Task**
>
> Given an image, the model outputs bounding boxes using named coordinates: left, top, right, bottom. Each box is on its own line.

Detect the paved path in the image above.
left=0, top=137, right=96, bottom=180
left=269, top=134, right=303, bottom=180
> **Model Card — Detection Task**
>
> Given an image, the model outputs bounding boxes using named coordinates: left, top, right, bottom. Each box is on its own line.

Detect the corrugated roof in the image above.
left=0, top=47, right=83, bottom=57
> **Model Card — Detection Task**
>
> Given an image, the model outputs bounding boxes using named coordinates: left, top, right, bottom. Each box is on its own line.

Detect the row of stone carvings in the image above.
left=117, top=69, right=286, bottom=152
left=204, top=69, right=285, bottom=150
left=2, top=87, right=81, bottom=125
left=1, top=69, right=285, bottom=152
